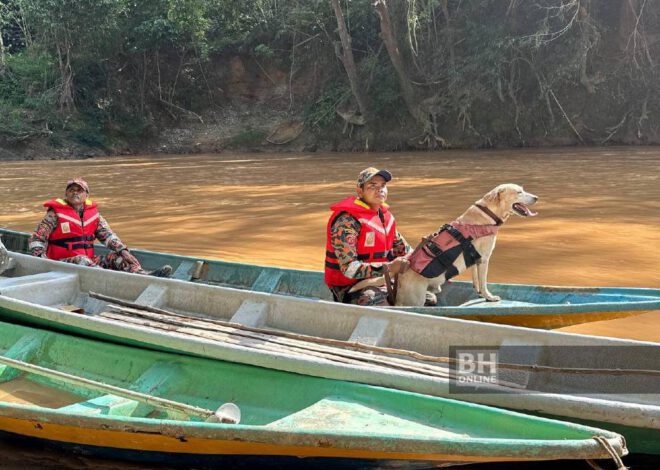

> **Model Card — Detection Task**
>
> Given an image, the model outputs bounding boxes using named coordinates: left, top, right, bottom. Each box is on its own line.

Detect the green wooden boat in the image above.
left=0, top=320, right=628, bottom=467
left=0, top=247, right=657, bottom=454
left=1, top=228, right=657, bottom=329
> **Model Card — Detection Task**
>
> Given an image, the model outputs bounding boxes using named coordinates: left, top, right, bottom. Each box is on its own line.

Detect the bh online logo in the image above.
left=456, top=350, right=499, bottom=384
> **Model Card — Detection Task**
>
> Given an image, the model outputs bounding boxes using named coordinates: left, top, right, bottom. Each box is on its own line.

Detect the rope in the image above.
left=591, top=436, right=627, bottom=470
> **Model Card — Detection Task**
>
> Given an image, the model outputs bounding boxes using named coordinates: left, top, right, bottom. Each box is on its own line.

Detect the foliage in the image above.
left=304, top=83, right=352, bottom=130
left=1, top=0, right=659, bottom=149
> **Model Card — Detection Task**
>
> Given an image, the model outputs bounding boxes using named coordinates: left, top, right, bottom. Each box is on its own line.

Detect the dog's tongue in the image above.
left=514, top=203, right=538, bottom=217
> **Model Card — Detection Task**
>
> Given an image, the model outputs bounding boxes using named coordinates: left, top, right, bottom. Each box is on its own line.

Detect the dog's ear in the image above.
left=483, top=187, right=502, bottom=203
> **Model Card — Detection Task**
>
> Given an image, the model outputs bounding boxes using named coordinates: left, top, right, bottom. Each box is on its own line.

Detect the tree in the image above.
left=330, top=0, right=370, bottom=126
left=373, top=0, right=446, bottom=147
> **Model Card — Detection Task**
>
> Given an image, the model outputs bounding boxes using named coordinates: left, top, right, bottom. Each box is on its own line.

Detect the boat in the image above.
left=0, top=319, right=628, bottom=466
left=1, top=228, right=657, bottom=329
left=0, top=247, right=658, bottom=454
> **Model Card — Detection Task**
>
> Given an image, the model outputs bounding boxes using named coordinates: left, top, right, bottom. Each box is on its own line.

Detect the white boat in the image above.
left=0, top=248, right=658, bottom=454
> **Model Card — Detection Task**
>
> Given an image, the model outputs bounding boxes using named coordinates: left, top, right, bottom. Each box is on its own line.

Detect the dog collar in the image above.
left=474, top=204, right=503, bottom=226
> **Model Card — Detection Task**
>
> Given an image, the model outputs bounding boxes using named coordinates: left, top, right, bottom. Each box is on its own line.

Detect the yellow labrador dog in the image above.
left=350, top=184, right=538, bottom=306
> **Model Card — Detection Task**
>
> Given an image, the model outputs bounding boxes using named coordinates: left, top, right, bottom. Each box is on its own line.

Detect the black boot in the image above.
left=147, top=265, right=173, bottom=278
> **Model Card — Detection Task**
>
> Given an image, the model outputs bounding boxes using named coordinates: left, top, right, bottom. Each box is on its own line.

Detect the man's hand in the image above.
left=120, top=249, right=139, bottom=266
left=386, top=257, right=410, bottom=276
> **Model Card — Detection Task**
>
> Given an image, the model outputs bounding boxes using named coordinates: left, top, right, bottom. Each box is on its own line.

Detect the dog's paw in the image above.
left=482, top=294, right=501, bottom=302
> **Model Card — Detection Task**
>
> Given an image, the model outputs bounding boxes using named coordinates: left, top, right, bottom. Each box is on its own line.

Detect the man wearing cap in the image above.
left=324, top=167, right=410, bottom=306
left=28, top=178, right=172, bottom=277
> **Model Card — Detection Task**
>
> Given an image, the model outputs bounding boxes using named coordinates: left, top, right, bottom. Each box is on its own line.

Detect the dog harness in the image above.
left=408, top=219, right=499, bottom=280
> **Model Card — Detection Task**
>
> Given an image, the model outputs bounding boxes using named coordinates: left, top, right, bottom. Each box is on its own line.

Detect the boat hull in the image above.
left=440, top=309, right=651, bottom=329
left=0, top=319, right=628, bottom=466
left=2, top=228, right=658, bottom=329
left=0, top=253, right=656, bottom=455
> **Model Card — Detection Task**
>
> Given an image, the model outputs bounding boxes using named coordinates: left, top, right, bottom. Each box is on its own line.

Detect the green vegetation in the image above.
left=1, top=1, right=659, bottom=152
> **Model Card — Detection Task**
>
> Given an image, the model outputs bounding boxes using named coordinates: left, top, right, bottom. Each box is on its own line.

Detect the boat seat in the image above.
left=135, top=284, right=168, bottom=308
left=0, top=332, right=51, bottom=382
left=0, top=272, right=79, bottom=306
left=348, top=316, right=389, bottom=346
left=58, top=361, right=183, bottom=418
left=230, top=300, right=268, bottom=327
left=251, top=270, right=283, bottom=293
left=172, top=260, right=205, bottom=281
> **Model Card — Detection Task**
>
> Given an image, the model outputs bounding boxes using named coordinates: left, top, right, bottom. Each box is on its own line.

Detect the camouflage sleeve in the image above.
left=28, top=209, right=58, bottom=257
left=330, top=213, right=384, bottom=280
left=391, top=230, right=411, bottom=258
left=95, top=215, right=128, bottom=253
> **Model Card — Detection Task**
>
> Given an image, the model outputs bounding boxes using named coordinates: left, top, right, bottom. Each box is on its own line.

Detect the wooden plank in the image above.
left=98, top=308, right=462, bottom=383
left=90, top=292, right=660, bottom=379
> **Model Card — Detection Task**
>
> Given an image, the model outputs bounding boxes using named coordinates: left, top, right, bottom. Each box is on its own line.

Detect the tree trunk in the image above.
left=373, top=0, right=447, bottom=148
left=440, top=0, right=454, bottom=69
left=578, top=2, right=596, bottom=94
left=0, top=32, right=5, bottom=75
left=330, top=0, right=370, bottom=122
left=373, top=0, right=420, bottom=122
left=56, top=35, right=75, bottom=114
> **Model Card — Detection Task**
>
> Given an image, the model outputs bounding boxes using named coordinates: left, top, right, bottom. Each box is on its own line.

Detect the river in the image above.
left=0, top=147, right=658, bottom=467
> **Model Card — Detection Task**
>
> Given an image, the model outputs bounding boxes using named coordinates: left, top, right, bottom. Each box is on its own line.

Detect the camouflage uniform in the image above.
left=29, top=209, right=144, bottom=273
left=329, top=212, right=410, bottom=306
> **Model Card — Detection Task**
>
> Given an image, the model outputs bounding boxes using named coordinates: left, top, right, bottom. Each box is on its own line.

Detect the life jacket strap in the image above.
left=441, top=224, right=481, bottom=267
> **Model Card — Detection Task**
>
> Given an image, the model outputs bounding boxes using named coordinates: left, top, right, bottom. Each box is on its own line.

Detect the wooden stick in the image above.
left=99, top=310, right=483, bottom=384
left=100, top=310, right=531, bottom=390
left=90, top=292, right=660, bottom=377
left=0, top=355, right=238, bottom=423
left=90, top=291, right=460, bottom=364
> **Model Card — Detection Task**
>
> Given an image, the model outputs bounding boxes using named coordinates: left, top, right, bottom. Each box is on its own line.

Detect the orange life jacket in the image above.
left=44, top=198, right=99, bottom=260
left=324, top=197, right=396, bottom=289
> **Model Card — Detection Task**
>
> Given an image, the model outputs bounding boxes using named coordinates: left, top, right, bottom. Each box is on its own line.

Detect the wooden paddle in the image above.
left=0, top=355, right=240, bottom=424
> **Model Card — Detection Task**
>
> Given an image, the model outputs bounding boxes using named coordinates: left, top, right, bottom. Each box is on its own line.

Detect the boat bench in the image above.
left=0, top=272, right=79, bottom=306
left=58, top=362, right=183, bottom=418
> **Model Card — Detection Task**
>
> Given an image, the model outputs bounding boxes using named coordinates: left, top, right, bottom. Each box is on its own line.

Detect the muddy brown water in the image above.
left=0, top=147, right=658, bottom=467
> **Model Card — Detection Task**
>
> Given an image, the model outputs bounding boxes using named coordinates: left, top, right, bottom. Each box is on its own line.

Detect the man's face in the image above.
left=65, top=184, right=87, bottom=206
left=357, top=175, right=388, bottom=208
